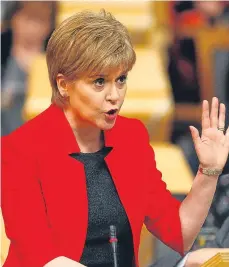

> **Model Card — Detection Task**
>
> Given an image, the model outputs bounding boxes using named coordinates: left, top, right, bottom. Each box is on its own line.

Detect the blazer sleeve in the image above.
left=136, top=120, right=184, bottom=256
left=1, top=136, right=60, bottom=267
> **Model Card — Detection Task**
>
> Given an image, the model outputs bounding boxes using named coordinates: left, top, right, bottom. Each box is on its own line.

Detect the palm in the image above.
left=191, top=98, right=229, bottom=170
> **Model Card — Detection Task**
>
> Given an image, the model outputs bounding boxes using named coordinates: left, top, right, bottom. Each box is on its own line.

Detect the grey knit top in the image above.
left=70, top=146, right=135, bottom=267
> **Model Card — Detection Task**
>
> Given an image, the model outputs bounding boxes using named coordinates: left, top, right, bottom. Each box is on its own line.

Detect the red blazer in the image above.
left=2, top=104, right=184, bottom=267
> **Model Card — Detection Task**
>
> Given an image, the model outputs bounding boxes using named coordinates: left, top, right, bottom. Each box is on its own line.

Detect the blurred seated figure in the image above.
left=169, top=1, right=229, bottom=104
left=150, top=173, right=229, bottom=267
left=168, top=1, right=229, bottom=174
left=175, top=1, right=229, bottom=28
left=1, top=1, right=56, bottom=136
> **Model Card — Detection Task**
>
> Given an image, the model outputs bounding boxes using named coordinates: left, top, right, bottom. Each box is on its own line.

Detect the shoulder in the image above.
left=113, top=115, right=151, bottom=153
left=115, top=115, right=149, bottom=139
left=2, top=105, right=52, bottom=154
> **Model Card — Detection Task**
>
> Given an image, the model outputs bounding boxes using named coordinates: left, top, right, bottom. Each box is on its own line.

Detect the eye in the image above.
left=94, top=78, right=105, bottom=87
left=117, top=75, right=127, bottom=85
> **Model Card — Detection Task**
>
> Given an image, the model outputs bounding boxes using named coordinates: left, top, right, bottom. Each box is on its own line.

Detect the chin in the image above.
left=97, top=120, right=116, bottom=131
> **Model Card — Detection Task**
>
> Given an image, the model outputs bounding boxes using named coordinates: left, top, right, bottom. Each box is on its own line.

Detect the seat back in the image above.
left=23, top=54, right=52, bottom=121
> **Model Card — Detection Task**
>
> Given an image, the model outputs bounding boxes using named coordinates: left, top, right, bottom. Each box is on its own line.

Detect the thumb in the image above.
left=189, top=126, right=201, bottom=146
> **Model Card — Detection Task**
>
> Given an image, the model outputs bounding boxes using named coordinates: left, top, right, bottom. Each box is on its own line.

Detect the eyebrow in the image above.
left=89, top=74, right=108, bottom=78
left=89, top=72, right=128, bottom=79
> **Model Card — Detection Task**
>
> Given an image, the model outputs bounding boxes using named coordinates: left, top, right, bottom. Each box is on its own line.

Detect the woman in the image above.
left=1, top=1, right=56, bottom=136
left=2, top=10, right=229, bottom=267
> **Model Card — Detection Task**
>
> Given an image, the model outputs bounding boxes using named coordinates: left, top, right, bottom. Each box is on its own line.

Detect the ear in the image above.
left=56, top=73, right=69, bottom=97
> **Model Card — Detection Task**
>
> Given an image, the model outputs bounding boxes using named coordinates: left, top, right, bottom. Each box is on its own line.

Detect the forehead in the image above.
left=87, top=66, right=128, bottom=79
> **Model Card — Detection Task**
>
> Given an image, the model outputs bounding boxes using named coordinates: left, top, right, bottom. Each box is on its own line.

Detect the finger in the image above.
left=190, top=126, right=201, bottom=146
left=210, top=97, right=219, bottom=129
left=218, top=103, right=226, bottom=130
left=202, top=100, right=210, bottom=130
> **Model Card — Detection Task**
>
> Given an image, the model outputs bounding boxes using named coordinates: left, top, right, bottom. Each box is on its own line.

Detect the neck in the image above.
left=64, top=108, right=104, bottom=153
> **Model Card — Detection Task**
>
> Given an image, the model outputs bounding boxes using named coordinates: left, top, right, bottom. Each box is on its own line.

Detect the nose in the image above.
left=106, top=84, right=120, bottom=103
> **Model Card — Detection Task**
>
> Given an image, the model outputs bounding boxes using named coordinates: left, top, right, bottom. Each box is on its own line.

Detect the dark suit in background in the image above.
left=150, top=216, right=229, bottom=267
left=150, top=174, right=229, bottom=267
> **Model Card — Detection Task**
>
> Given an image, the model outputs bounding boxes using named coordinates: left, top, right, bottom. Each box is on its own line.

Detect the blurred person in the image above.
left=2, top=10, right=229, bottom=267
left=150, top=173, right=229, bottom=267
left=176, top=1, right=229, bottom=27
left=1, top=1, right=56, bottom=136
left=169, top=0, right=229, bottom=103
left=168, top=1, right=229, bottom=174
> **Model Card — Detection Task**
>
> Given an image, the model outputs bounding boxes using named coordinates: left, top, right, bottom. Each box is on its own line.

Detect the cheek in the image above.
left=70, top=89, right=101, bottom=112
left=120, top=87, right=127, bottom=99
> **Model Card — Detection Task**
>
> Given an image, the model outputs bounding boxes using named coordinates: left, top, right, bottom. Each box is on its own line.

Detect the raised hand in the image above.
left=190, top=97, right=229, bottom=170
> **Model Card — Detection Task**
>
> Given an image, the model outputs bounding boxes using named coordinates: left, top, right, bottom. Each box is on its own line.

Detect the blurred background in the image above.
left=1, top=1, right=229, bottom=266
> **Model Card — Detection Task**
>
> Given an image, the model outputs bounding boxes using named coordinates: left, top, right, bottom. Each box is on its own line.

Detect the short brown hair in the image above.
left=46, top=9, right=136, bottom=107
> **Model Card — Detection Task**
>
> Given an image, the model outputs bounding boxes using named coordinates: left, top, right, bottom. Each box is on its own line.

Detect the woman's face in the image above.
left=12, top=4, right=51, bottom=46
left=62, top=68, right=128, bottom=130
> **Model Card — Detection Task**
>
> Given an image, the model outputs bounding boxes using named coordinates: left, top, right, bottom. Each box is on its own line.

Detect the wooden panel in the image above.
left=195, top=27, right=229, bottom=102
left=174, top=103, right=202, bottom=123
left=201, top=252, right=229, bottom=267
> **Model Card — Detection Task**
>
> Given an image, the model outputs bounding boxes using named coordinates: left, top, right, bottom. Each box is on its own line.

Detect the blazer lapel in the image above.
left=40, top=104, right=89, bottom=258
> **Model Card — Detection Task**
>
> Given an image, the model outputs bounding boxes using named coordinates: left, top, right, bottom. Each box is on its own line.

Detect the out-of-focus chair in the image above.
left=23, top=54, right=52, bottom=121
left=120, top=48, right=174, bottom=143
left=195, top=27, right=229, bottom=102
left=152, top=143, right=192, bottom=194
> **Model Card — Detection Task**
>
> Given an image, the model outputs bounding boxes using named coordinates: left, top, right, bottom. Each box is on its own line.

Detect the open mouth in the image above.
left=105, top=109, right=118, bottom=120
left=106, top=109, right=118, bottom=115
